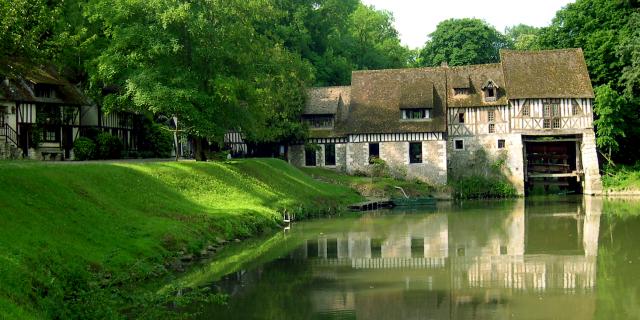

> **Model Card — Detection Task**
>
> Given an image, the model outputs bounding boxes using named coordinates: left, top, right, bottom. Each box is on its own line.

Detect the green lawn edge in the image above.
left=0, top=158, right=362, bottom=319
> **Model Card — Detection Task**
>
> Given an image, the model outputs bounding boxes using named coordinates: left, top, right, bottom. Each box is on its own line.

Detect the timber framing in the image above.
left=289, top=48, right=602, bottom=194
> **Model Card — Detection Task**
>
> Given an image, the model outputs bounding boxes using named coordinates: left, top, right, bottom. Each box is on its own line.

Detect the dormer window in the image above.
left=481, top=79, right=499, bottom=102
left=304, top=115, right=334, bottom=129
left=401, top=108, right=430, bottom=120
left=454, top=88, right=470, bottom=96
left=34, top=84, right=56, bottom=99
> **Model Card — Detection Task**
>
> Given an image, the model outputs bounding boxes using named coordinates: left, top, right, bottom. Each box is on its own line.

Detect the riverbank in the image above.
left=602, top=164, right=640, bottom=195
left=0, top=159, right=362, bottom=319
left=301, top=167, right=518, bottom=200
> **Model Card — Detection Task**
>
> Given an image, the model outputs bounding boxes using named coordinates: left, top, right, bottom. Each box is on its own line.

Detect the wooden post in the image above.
left=172, top=116, right=179, bottom=161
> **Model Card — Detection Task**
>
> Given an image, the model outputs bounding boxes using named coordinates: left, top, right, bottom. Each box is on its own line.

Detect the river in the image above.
left=178, top=196, right=640, bottom=319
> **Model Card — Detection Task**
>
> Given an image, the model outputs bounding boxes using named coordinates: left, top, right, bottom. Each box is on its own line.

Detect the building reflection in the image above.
left=289, top=197, right=602, bottom=319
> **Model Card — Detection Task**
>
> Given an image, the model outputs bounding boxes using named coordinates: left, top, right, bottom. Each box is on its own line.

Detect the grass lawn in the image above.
left=0, top=158, right=362, bottom=319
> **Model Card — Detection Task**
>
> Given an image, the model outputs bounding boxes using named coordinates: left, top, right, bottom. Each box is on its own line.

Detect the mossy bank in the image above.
left=0, top=159, right=362, bottom=319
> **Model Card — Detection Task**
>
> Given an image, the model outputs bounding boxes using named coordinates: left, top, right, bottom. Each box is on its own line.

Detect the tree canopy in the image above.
left=535, top=0, right=640, bottom=164
left=417, top=18, right=511, bottom=67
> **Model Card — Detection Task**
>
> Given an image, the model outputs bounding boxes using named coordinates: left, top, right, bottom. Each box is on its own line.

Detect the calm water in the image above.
left=185, top=197, right=640, bottom=319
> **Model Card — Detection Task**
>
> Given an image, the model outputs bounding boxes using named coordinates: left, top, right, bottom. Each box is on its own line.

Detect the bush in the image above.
left=138, top=122, right=173, bottom=158
left=73, top=137, right=96, bottom=161
left=95, top=132, right=123, bottom=159
left=452, top=175, right=517, bottom=199
left=370, top=157, right=390, bottom=178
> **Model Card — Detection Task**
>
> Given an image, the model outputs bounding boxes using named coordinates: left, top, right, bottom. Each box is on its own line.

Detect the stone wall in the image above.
left=346, top=140, right=448, bottom=185
left=447, top=133, right=525, bottom=195
left=289, top=143, right=347, bottom=171
left=580, top=131, right=603, bottom=195
left=288, top=144, right=305, bottom=167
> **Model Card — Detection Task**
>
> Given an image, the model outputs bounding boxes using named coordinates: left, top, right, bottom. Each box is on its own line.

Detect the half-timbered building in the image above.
left=290, top=49, right=602, bottom=195
left=0, top=63, right=136, bottom=160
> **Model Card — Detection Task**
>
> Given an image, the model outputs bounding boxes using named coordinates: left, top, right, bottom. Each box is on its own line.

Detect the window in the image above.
left=458, top=112, right=465, bottom=124
left=409, top=142, right=422, bottom=163
left=572, top=100, right=582, bottom=116
left=34, top=84, right=55, bottom=98
left=487, top=110, right=495, bottom=123
left=543, top=99, right=561, bottom=129
left=368, top=143, right=379, bottom=163
left=522, top=102, right=530, bottom=116
left=454, top=88, right=469, bottom=95
left=324, top=144, right=336, bottom=166
left=454, top=139, right=464, bottom=150
left=305, top=148, right=316, bottom=166
left=498, top=139, right=505, bottom=149
left=482, top=80, right=498, bottom=102
left=41, top=126, right=59, bottom=142
left=500, top=246, right=507, bottom=255
left=0, top=110, right=5, bottom=126
left=489, top=123, right=495, bottom=133
left=304, top=115, right=334, bottom=129
left=402, top=108, right=430, bottom=120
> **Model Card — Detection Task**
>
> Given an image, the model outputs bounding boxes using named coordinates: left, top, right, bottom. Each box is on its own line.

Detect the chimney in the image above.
left=441, top=61, right=449, bottom=68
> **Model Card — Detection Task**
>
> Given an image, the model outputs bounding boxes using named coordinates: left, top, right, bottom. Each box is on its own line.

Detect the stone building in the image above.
left=288, top=49, right=602, bottom=195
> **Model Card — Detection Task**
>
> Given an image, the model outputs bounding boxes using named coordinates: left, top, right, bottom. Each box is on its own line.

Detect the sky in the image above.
left=360, top=0, right=575, bottom=49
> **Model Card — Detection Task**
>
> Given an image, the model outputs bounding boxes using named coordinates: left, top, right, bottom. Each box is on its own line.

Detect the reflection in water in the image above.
left=198, top=197, right=606, bottom=319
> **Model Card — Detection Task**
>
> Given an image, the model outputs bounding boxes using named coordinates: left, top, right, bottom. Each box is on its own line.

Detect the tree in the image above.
left=536, top=0, right=640, bottom=164
left=343, top=4, right=411, bottom=71
left=0, top=0, right=62, bottom=70
left=417, top=18, right=511, bottom=67
left=85, top=0, right=312, bottom=160
left=504, top=24, right=541, bottom=51
left=271, top=0, right=409, bottom=86
left=536, top=0, right=634, bottom=86
left=594, top=84, right=628, bottom=164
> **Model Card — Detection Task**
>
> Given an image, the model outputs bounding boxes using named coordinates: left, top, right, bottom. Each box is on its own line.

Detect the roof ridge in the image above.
left=500, top=48, right=583, bottom=55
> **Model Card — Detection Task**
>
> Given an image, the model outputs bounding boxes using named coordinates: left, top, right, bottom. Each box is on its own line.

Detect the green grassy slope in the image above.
left=0, top=159, right=362, bottom=319
left=603, top=164, right=640, bottom=192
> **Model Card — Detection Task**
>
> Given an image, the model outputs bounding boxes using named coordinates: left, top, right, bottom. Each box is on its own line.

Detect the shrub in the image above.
left=370, top=157, right=390, bottom=178
left=73, top=137, right=96, bottom=161
left=138, top=122, right=173, bottom=158
left=452, top=175, right=517, bottom=199
left=95, top=132, right=123, bottom=159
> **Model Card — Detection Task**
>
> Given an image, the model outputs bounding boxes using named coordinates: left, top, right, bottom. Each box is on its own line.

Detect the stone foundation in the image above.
left=580, top=131, right=603, bottom=195
left=448, top=134, right=526, bottom=195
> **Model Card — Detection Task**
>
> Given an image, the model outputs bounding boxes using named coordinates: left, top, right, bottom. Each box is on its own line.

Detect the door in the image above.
left=62, top=126, right=74, bottom=159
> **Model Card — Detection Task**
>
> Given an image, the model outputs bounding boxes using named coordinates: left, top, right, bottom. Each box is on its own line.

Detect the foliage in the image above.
left=602, top=162, right=640, bottom=191
left=535, top=0, right=640, bottom=164
left=138, top=120, right=174, bottom=158
left=301, top=166, right=440, bottom=198
left=417, top=18, right=511, bottom=67
left=95, top=132, right=123, bottom=159
left=369, top=157, right=390, bottom=178
left=0, top=0, right=61, bottom=67
left=73, top=137, right=96, bottom=161
left=271, top=0, right=409, bottom=86
left=504, top=24, right=541, bottom=50
left=0, top=159, right=362, bottom=319
left=451, top=175, right=518, bottom=199
left=594, top=84, right=629, bottom=162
